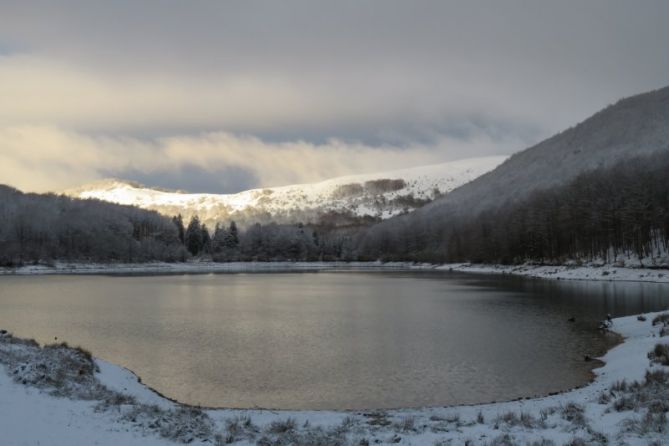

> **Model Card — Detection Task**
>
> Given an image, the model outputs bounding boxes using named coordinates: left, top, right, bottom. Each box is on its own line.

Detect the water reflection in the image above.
left=0, top=271, right=666, bottom=409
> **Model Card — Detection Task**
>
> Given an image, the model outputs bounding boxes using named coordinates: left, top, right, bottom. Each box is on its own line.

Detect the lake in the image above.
left=0, top=271, right=667, bottom=410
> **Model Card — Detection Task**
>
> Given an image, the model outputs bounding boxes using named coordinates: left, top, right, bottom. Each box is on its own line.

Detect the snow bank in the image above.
left=441, top=263, right=669, bottom=284
left=0, top=260, right=425, bottom=276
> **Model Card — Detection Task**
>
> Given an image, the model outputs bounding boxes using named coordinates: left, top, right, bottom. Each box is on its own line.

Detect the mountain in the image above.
left=419, top=86, right=669, bottom=218
left=64, top=156, right=506, bottom=228
left=362, top=85, right=669, bottom=261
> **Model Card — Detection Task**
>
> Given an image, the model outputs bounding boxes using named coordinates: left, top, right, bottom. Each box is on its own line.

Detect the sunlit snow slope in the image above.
left=65, top=156, right=506, bottom=227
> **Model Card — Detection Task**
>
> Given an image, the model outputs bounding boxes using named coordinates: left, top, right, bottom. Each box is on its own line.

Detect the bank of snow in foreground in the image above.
left=1, top=311, right=669, bottom=445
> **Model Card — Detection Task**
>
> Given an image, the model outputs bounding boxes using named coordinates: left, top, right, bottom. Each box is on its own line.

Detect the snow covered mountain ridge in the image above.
left=64, top=156, right=506, bottom=228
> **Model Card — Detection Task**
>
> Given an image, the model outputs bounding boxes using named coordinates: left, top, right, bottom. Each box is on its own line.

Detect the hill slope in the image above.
left=362, top=85, right=669, bottom=261
left=420, top=86, right=669, bottom=218
left=65, top=156, right=506, bottom=228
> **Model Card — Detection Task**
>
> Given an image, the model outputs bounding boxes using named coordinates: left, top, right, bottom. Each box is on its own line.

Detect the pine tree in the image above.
left=212, top=223, right=227, bottom=254
left=172, top=214, right=185, bottom=244
left=225, top=221, right=239, bottom=249
left=200, top=224, right=211, bottom=254
left=185, top=215, right=203, bottom=255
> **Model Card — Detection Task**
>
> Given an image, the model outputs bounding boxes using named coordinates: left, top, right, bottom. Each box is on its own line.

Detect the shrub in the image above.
left=645, top=368, right=669, bottom=384
left=476, top=411, right=485, bottom=424
left=610, top=369, right=669, bottom=414
left=267, top=418, right=297, bottom=434
left=649, top=344, right=669, bottom=365
left=7, top=340, right=100, bottom=397
left=624, top=412, right=668, bottom=434
left=339, top=416, right=356, bottom=430
left=652, top=313, right=669, bottom=326
left=394, top=416, right=416, bottom=433
left=444, top=413, right=460, bottom=424
left=98, top=392, right=137, bottom=408
left=486, top=434, right=516, bottom=446
left=496, top=411, right=539, bottom=428
left=158, top=407, right=214, bottom=443
left=223, top=415, right=257, bottom=442
left=486, top=434, right=514, bottom=446
left=366, top=412, right=391, bottom=427
left=121, top=405, right=215, bottom=443
left=611, top=380, right=628, bottom=392
left=561, top=402, right=586, bottom=427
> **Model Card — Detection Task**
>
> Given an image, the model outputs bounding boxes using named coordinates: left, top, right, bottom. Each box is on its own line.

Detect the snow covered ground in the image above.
left=1, top=297, right=668, bottom=444
left=0, top=260, right=426, bottom=275
left=441, top=263, right=669, bottom=284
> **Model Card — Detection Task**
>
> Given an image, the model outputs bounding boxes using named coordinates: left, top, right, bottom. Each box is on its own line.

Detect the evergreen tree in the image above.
left=200, top=224, right=211, bottom=254
left=211, top=223, right=227, bottom=254
left=226, top=221, right=239, bottom=249
left=185, top=215, right=203, bottom=255
left=172, top=214, right=185, bottom=244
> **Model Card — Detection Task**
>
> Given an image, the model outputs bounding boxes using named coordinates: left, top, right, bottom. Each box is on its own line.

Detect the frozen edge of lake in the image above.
left=0, top=260, right=420, bottom=275
left=2, top=260, right=669, bottom=284
left=0, top=296, right=668, bottom=443
left=440, top=262, right=669, bottom=284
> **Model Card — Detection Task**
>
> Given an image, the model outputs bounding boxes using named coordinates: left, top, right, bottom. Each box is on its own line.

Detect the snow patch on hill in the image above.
left=64, top=156, right=506, bottom=227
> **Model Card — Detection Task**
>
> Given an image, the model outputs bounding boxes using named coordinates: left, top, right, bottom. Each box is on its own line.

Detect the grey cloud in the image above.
left=100, top=164, right=260, bottom=194
left=1, top=1, right=668, bottom=191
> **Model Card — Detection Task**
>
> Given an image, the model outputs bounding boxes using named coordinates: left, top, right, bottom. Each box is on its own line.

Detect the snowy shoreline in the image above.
left=0, top=260, right=422, bottom=276
left=439, top=262, right=669, bottom=284
left=1, top=295, right=668, bottom=443
left=1, top=311, right=668, bottom=444
left=2, top=260, right=669, bottom=284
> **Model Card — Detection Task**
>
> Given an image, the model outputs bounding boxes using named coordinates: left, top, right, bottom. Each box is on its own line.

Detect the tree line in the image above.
left=359, top=151, right=669, bottom=265
left=2, top=150, right=668, bottom=267
left=171, top=213, right=360, bottom=262
left=0, top=183, right=361, bottom=266
left=0, top=186, right=187, bottom=266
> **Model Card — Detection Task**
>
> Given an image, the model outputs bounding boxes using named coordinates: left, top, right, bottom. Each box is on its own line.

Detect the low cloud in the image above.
left=0, top=55, right=317, bottom=135
left=101, top=164, right=260, bottom=194
left=0, top=54, right=547, bottom=146
left=2, top=2, right=667, bottom=192
left=0, top=126, right=520, bottom=193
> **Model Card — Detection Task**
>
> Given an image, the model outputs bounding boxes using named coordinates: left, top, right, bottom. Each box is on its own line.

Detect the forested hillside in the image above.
left=2, top=150, right=669, bottom=267
left=360, top=86, right=669, bottom=264
left=3, top=87, right=669, bottom=268
left=0, top=186, right=187, bottom=265
left=359, top=152, right=669, bottom=265
left=0, top=185, right=362, bottom=265
left=420, top=86, right=669, bottom=217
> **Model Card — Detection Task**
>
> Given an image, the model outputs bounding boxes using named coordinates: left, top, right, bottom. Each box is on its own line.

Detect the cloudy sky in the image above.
left=1, top=1, right=668, bottom=193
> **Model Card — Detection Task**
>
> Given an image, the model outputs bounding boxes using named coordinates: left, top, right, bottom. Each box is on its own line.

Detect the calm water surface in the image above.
left=0, top=271, right=667, bottom=410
